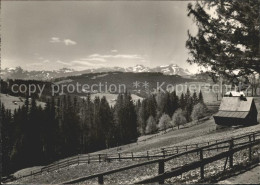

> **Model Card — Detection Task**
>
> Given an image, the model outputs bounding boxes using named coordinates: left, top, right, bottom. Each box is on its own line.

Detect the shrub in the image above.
left=172, top=109, right=187, bottom=129
left=191, top=103, right=206, bottom=121
left=158, top=113, right=171, bottom=132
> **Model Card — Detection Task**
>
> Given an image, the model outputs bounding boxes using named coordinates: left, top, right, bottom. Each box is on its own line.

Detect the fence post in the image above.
left=147, top=151, right=149, bottom=160
left=98, top=175, right=104, bottom=184
left=249, top=135, right=252, bottom=161
left=78, top=154, right=80, bottom=165
left=196, top=144, right=199, bottom=155
left=118, top=153, right=121, bottom=161
left=131, top=152, right=134, bottom=161
left=88, top=154, right=90, bottom=164
left=158, top=160, right=165, bottom=184
left=253, top=133, right=255, bottom=142
left=98, top=154, right=101, bottom=163
left=200, top=149, right=204, bottom=180
left=216, top=141, right=218, bottom=152
left=229, top=140, right=234, bottom=168
left=162, top=148, right=165, bottom=158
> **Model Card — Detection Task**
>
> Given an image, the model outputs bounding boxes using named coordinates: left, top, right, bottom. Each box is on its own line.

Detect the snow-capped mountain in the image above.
left=126, top=65, right=150, bottom=72
left=0, top=67, right=78, bottom=80
left=151, top=64, right=191, bottom=76
left=1, top=64, right=191, bottom=80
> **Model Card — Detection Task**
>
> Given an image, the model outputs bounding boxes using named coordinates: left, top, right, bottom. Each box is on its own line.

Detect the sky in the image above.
left=2, top=1, right=200, bottom=73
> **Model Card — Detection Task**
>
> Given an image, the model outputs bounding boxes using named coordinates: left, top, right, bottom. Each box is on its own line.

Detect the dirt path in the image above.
left=218, top=165, right=260, bottom=184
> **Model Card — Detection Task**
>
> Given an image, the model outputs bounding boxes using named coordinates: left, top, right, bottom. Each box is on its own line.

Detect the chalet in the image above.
left=213, top=96, right=258, bottom=126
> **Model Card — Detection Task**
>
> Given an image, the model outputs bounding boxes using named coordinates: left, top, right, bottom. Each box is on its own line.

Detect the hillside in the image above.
left=0, top=93, right=46, bottom=113
left=1, top=64, right=192, bottom=80
left=10, top=118, right=260, bottom=184
left=9, top=97, right=260, bottom=184
left=53, top=72, right=196, bottom=97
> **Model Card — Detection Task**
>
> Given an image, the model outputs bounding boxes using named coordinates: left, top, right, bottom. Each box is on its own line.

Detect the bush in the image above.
left=145, top=116, right=157, bottom=134
left=158, top=113, right=171, bottom=132
left=191, top=103, right=206, bottom=121
left=172, top=109, right=187, bottom=129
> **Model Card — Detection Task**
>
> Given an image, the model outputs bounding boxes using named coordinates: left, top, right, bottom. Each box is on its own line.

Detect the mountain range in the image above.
left=1, top=64, right=192, bottom=80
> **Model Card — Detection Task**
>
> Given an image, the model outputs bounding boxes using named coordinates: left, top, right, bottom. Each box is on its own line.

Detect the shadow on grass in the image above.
left=199, top=158, right=259, bottom=183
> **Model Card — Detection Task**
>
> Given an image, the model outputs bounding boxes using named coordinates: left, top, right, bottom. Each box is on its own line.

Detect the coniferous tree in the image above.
left=145, top=116, right=157, bottom=134
left=114, top=92, right=138, bottom=144
left=137, top=102, right=146, bottom=135
left=169, top=90, right=180, bottom=117
left=1, top=103, right=13, bottom=175
left=185, top=97, right=193, bottom=122
left=192, top=91, right=198, bottom=105
left=179, top=93, right=186, bottom=110
left=186, top=0, right=260, bottom=79
left=198, top=90, right=204, bottom=104
left=99, top=97, right=114, bottom=148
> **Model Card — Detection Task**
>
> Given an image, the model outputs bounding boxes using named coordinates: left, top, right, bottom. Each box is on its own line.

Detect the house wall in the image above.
left=213, top=117, right=248, bottom=126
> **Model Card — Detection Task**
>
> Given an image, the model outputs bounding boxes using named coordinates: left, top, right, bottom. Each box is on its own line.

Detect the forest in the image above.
left=1, top=88, right=205, bottom=176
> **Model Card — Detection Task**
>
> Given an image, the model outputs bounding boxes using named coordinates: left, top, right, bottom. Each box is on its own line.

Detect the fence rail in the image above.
left=62, top=131, right=260, bottom=184
left=10, top=131, right=260, bottom=182
left=136, top=140, right=260, bottom=184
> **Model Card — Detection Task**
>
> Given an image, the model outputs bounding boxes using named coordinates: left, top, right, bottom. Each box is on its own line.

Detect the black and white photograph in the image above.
left=1, top=0, right=260, bottom=184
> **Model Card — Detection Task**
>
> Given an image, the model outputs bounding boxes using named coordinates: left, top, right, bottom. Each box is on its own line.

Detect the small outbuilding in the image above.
left=213, top=96, right=258, bottom=126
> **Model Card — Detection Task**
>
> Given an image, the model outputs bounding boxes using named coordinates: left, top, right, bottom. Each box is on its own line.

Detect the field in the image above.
left=81, top=93, right=143, bottom=106
left=0, top=93, right=46, bottom=112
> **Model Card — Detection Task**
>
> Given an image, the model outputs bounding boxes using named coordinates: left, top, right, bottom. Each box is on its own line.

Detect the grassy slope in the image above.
left=217, top=165, right=260, bottom=184
left=11, top=97, right=260, bottom=184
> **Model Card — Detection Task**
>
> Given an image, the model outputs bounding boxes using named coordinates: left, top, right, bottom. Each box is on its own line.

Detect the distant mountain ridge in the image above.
left=1, top=64, right=192, bottom=80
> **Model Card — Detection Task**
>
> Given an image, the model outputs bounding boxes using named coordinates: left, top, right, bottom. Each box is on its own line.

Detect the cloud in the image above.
left=56, top=60, right=72, bottom=66
left=64, top=39, right=77, bottom=46
left=80, top=57, right=107, bottom=63
left=88, top=54, right=143, bottom=60
left=49, top=37, right=77, bottom=46
left=71, top=60, right=106, bottom=68
left=65, top=53, right=149, bottom=70
left=111, top=49, right=118, bottom=53
left=50, top=37, right=61, bottom=43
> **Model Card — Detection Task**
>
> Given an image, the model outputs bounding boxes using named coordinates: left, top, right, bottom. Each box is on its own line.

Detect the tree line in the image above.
left=1, top=92, right=137, bottom=175
left=1, top=90, right=206, bottom=176
left=136, top=90, right=206, bottom=135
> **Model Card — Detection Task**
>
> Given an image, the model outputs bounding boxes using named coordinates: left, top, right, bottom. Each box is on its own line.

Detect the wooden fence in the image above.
left=11, top=131, right=260, bottom=182
left=61, top=131, right=260, bottom=184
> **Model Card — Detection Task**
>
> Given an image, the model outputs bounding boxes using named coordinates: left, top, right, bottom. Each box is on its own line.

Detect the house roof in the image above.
left=225, top=91, right=245, bottom=97
left=214, top=111, right=248, bottom=118
left=219, top=97, right=254, bottom=112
